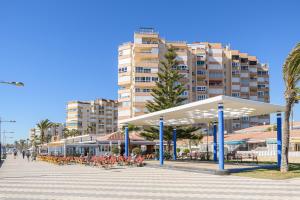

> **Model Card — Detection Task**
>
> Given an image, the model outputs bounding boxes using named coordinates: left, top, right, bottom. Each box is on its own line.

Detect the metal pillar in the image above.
left=125, top=125, right=129, bottom=157
left=173, top=128, right=177, bottom=160
left=63, top=140, right=66, bottom=158
left=218, top=103, right=224, bottom=171
left=159, top=117, right=164, bottom=166
left=213, top=122, right=217, bottom=162
left=277, top=112, right=282, bottom=168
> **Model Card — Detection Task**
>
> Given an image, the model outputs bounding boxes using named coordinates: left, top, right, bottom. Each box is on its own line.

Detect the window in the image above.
left=118, top=93, right=130, bottom=99
left=258, top=84, right=265, bottom=89
left=232, top=55, right=239, bottom=60
left=258, top=91, right=264, bottom=97
left=181, top=91, right=188, bottom=96
left=172, top=65, right=188, bottom=70
left=249, top=61, right=257, bottom=65
left=209, top=72, right=223, bottom=79
left=121, top=101, right=130, bottom=107
left=258, top=70, right=268, bottom=76
left=241, top=66, right=249, bottom=71
left=197, top=70, right=206, bottom=75
left=232, top=62, right=240, bottom=67
left=241, top=79, right=249, bottom=86
left=135, top=88, right=151, bottom=93
left=135, top=77, right=158, bottom=82
left=197, top=55, right=204, bottom=59
left=232, top=92, right=240, bottom=97
left=118, top=67, right=128, bottom=73
left=197, top=95, right=207, bottom=100
left=98, top=124, right=104, bottom=129
left=196, top=86, right=206, bottom=91
left=99, top=111, right=104, bottom=115
left=241, top=58, right=248, bottom=63
left=136, top=67, right=151, bottom=73
left=242, top=116, right=249, bottom=121
left=232, top=70, right=240, bottom=76
left=197, top=61, right=205, bottom=66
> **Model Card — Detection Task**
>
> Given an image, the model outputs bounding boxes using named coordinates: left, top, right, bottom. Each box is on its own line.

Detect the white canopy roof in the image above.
left=119, top=95, right=285, bottom=126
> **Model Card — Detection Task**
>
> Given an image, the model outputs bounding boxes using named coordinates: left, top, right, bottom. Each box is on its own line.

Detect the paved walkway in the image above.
left=0, top=155, right=300, bottom=200
left=145, top=160, right=274, bottom=174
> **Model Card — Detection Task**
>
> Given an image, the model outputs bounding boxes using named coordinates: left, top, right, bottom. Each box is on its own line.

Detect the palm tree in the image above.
left=63, top=128, right=70, bottom=138
left=36, top=119, right=53, bottom=144
left=87, top=124, right=96, bottom=135
left=281, top=43, right=300, bottom=172
left=70, top=129, right=80, bottom=137
left=19, top=139, right=26, bottom=151
left=14, top=140, right=20, bottom=151
left=45, top=135, right=52, bottom=143
left=31, top=134, right=41, bottom=153
left=51, top=123, right=60, bottom=136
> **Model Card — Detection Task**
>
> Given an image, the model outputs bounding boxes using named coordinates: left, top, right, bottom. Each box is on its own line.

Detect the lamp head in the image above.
left=11, top=82, right=24, bottom=87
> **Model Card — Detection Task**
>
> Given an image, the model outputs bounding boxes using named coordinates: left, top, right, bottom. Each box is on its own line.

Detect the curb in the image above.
left=145, top=163, right=231, bottom=175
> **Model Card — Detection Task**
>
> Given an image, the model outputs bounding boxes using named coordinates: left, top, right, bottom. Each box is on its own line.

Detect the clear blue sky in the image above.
left=0, top=0, right=299, bottom=143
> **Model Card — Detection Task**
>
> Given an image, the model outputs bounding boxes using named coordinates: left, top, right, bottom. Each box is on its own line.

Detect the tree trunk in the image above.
left=167, top=140, right=171, bottom=153
left=41, top=130, right=44, bottom=144
left=281, top=98, right=292, bottom=173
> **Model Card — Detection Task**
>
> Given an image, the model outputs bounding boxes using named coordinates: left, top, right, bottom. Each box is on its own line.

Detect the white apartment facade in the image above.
left=118, top=28, right=270, bottom=132
left=66, top=99, right=118, bottom=136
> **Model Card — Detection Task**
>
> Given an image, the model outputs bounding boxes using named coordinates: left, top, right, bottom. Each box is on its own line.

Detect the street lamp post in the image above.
left=0, top=80, right=24, bottom=161
left=2, top=130, right=14, bottom=147
left=0, top=118, right=16, bottom=161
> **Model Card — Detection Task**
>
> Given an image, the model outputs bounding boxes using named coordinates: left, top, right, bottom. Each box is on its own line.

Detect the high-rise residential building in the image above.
left=66, top=99, right=118, bottom=136
left=118, top=28, right=270, bottom=132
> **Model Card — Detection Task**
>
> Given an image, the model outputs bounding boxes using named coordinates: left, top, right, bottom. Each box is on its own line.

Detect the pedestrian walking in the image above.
left=13, top=149, right=17, bottom=159
left=26, top=150, right=30, bottom=162
left=22, top=150, right=25, bottom=159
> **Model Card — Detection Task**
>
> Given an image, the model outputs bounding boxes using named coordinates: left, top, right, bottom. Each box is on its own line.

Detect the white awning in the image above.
left=119, top=95, right=285, bottom=126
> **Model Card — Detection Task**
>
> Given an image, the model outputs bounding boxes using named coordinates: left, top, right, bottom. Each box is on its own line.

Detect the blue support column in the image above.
left=159, top=117, right=164, bottom=166
left=173, top=128, right=177, bottom=160
left=125, top=125, right=129, bottom=157
left=218, top=103, right=224, bottom=171
left=213, top=122, right=217, bottom=162
left=277, top=112, right=282, bottom=168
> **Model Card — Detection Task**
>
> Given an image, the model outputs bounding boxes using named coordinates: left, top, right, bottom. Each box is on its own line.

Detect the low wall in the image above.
left=237, top=151, right=300, bottom=163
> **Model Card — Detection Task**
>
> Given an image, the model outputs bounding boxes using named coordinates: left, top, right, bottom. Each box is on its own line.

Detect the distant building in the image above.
left=118, top=28, right=270, bottom=132
left=66, top=98, right=118, bottom=136
left=29, top=123, right=64, bottom=142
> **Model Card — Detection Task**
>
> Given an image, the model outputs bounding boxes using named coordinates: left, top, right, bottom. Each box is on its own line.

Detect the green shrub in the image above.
left=164, top=151, right=172, bottom=160
left=111, top=147, right=119, bottom=155
left=176, top=148, right=181, bottom=153
left=183, top=149, right=190, bottom=154
left=132, top=147, right=142, bottom=155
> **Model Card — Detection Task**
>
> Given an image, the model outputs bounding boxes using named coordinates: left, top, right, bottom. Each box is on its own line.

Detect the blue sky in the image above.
left=0, top=0, right=299, bottom=143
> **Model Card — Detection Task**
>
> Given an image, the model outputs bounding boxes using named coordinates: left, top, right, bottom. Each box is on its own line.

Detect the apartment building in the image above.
left=118, top=28, right=270, bottom=132
left=66, top=99, right=118, bottom=136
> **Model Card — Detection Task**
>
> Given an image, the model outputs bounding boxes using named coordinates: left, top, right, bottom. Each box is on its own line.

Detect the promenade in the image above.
left=0, top=155, right=300, bottom=200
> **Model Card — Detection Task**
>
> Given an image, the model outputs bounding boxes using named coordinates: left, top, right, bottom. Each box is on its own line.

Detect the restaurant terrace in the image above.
left=119, top=95, right=285, bottom=173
